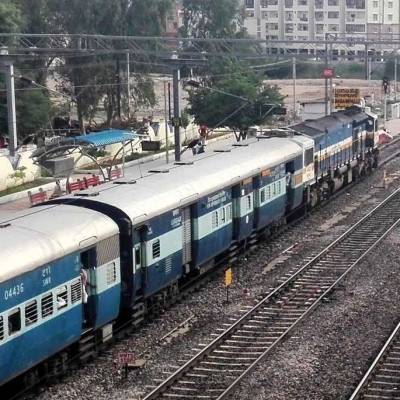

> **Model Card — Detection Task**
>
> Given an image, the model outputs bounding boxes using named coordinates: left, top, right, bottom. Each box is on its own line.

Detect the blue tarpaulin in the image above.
left=73, top=130, right=138, bottom=147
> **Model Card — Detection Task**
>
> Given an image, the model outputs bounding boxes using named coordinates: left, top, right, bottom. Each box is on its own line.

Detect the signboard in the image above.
left=224, top=268, right=232, bottom=287
left=322, top=68, right=334, bottom=78
left=334, top=88, right=360, bottom=110
left=116, top=352, right=135, bottom=366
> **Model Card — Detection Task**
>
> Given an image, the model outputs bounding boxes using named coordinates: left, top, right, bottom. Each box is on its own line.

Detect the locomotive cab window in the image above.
left=25, top=300, right=38, bottom=326
left=8, top=308, right=21, bottom=335
left=0, top=316, right=4, bottom=340
left=56, top=286, right=68, bottom=310
left=304, top=148, right=314, bottom=165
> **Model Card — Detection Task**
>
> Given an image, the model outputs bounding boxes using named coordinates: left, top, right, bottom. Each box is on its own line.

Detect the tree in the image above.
left=46, top=0, right=172, bottom=128
left=186, top=63, right=283, bottom=140
left=180, top=0, right=242, bottom=38
left=0, top=1, right=23, bottom=34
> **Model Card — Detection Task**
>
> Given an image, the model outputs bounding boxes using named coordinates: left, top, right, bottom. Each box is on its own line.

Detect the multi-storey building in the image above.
left=243, top=0, right=400, bottom=54
left=367, top=0, right=400, bottom=36
left=244, top=0, right=367, bottom=41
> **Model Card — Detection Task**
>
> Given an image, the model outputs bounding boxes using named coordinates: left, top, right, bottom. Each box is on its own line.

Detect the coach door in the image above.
left=182, top=206, right=192, bottom=267
left=133, top=242, right=143, bottom=294
left=80, top=247, right=97, bottom=328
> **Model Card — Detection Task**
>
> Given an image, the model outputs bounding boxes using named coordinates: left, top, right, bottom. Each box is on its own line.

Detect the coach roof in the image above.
left=57, top=136, right=303, bottom=226
left=0, top=205, right=118, bottom=283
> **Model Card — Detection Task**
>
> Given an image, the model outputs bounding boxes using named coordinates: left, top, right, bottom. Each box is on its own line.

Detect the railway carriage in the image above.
left=0, top=205, right=120, bottom=386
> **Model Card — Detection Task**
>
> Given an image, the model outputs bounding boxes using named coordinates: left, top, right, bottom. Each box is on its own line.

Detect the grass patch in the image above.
left=0, top=179, right=53, bottom=198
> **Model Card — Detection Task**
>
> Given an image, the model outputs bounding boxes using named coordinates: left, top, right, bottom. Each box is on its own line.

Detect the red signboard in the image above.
left=117, top=352, right=135, bottom=366
left=322, top=68, right=334, bottom=78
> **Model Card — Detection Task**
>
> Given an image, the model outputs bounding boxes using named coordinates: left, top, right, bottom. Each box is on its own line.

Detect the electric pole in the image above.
left=172, top=67, right=181, bottom=162
left=2, top=59, right=17, bottom=157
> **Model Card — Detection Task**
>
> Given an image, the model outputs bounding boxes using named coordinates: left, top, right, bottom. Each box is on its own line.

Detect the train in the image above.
left=0, top=106, right=379, bottom=389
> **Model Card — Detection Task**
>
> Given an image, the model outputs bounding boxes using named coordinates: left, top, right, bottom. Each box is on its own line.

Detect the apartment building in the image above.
left=367, top=0, right=400, bottom=36
left=244, top=0, right=368, bottom=41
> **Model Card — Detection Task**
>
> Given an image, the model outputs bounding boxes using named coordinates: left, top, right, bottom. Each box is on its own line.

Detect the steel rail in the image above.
left=143, top=187, right=400, bottom=400
left=349, top=320, right=400, bottom=400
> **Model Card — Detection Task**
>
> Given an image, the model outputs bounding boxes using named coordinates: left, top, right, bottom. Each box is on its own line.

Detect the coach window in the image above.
left=8, top=308, right=21, bottom=335
left=260, top=189, right=265, bottom=204
left=226, top=204, right=232, bottom=221
left=41, top=293, right=53, bottom=318
left=152, top=239, right=161, bottom=260
left=71, top=279, right=82, bottom=304
left=135, top=246, right=141, bottom=268
left=56, top=286, right=68, bottom=310
left=212, top=211, right=219, bottom=229
left=246, top=195, right=252, bottom=210
left=25, top=300, right=38, bottom=326
left=220, top=207, right=226, bottom=224
left=106, top=263, right=117, bottom=286
left=0, top=316, right=4, bottom=340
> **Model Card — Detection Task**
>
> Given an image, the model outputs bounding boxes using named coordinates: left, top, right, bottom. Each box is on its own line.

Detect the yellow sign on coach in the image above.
left=224, top=268, right=233, bottom=287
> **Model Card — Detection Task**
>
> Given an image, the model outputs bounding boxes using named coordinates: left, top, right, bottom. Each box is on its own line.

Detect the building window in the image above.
left=0, top=316, right=3, bottom=340
left=373, top=0, right=378, bottom=7
left=71, top=279, right=82, bottom=303
left=8, top=308, right=21, bottom=335
left=285, top=0, right=294, bottom=6
left=152, top=239, right=161, bottom=259
left=245, top=0, right=254, bottom=7
left=328, top=11, right=339, bottom=18
left=388, top=1, right=393, bottom=8
left=56, top=286, right=68, bottom=309
left=388, top=14, right=393, bottom=22
left=25, top=300, right=38, bottom=326
left=328, top=0, right=338, bottom=5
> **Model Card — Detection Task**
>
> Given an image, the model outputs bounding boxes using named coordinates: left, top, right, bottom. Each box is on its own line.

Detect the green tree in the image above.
left=46, top=0, right=172, bottom=128
left=187, top=63, right=283, bottom=140
left=0, top=0, right=23, bottom=34
left=180, top=0, right=242, bottom=38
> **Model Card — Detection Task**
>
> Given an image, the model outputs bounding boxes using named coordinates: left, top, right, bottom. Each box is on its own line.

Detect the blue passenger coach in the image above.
left=0, top=205, right=119, bottom=385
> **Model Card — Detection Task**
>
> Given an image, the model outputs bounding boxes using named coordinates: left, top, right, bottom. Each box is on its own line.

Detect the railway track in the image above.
left=349, top=321, right=400, bottom=400
left=143, top=187, right=400, bottom=400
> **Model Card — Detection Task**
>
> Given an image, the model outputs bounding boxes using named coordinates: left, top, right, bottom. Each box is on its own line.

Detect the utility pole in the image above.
left=395, top=57, right=398, bottom=102
left=325, top=35, right=329, bottom=116
left=126, top=51, right=131, bottom=120
left=4, top=61, right=17, bottom=157
left=172, top=67, right=181, bottom=162
left=292, top=57, right=297, bottom=120
left=164, top=80, right=169, bottom=164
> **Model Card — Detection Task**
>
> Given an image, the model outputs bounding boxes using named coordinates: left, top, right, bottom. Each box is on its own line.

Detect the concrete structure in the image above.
left=242, top=0, right=400, bottom=54
left=367, top=0, right=400, bottom=37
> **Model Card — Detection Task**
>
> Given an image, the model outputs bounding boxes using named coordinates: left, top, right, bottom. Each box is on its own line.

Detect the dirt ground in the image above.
left=266, top=78, right=386, bottom=112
